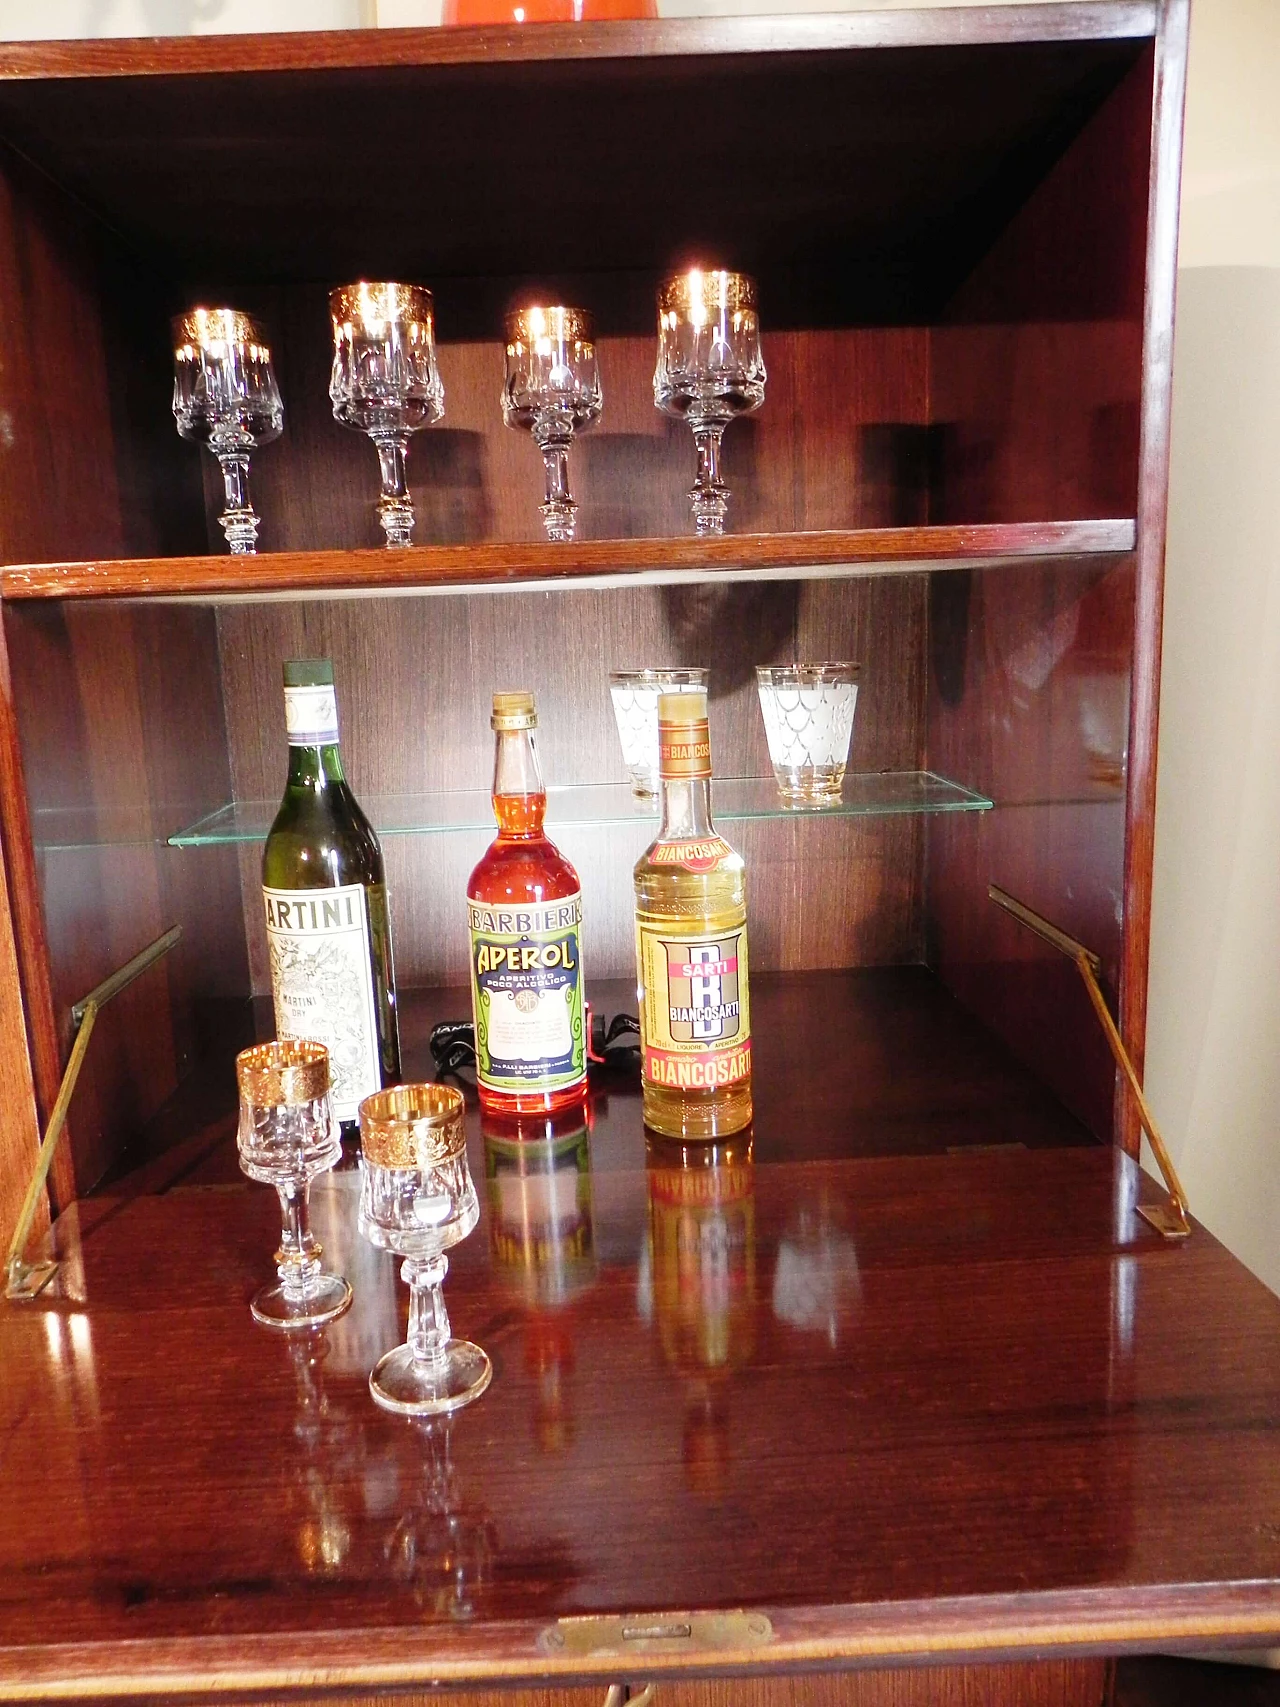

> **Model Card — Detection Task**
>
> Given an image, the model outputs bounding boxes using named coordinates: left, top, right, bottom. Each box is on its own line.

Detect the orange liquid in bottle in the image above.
left=467, top=695, right=587, bottom=1117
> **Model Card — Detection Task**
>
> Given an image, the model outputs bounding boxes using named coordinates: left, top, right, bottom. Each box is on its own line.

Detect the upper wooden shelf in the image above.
left=0, top=4, right=1159, bottom=81
left=0, top=520, right=1135, bottom=602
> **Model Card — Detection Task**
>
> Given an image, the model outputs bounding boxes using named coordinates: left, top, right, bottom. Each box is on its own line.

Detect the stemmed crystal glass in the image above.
left=172, top=308, right=283, bottom=555
left=359, top=1083, right=492, bottom=1416
left=654, top=269, right=766, bottom=537
left=501, top=306, right=602, bottom=542
left=329, top=283, right=445, bottom=549
left=236, top=1039, right=351, bottom=1329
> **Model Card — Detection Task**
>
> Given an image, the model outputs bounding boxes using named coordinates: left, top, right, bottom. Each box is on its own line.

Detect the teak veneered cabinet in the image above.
left=5, top=6, right=1280, bottom=1707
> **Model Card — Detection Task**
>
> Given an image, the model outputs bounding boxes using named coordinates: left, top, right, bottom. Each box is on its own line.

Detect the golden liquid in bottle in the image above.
left=634, top=836, right=752, bottom=1141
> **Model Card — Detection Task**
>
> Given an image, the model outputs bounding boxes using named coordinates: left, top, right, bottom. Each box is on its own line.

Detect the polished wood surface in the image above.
left=927, top=555, right=1133, bottom=1143
left=0, top=791, right=42, bottom=1242
left=109, top=972, right=1097, bottom=1189
left=1118, top=0, right=1189, bottom=1151
left=1, top=600, right=249, bottom=1196
left=0, top=523, right=1135, bottom=600
left=924, top=29, right=1161, bottom=1145
left=930, top=45, right=1149, bottom=526
left=5, top=1114, right=1280, bottom=1700
left=221, top=1676, right=1113, bottom=1707
left=0, top=6, right=1161, bottom=84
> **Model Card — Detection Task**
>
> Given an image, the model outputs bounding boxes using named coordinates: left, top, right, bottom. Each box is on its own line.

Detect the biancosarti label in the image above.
left=637, top=920, right=752, bottom=1091
left=284, top=684, right=339, bottom=745
left=467, top=893, right=586, bottom=1095
left=648, top=835, right=735, bottom=874
left=658, top=717, right=712, bottom=780
left=263, top=882, right=380, bottom=1123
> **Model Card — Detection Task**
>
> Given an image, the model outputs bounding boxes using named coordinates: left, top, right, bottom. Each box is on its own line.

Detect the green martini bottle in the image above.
left=262, top=659, right=400, bottom=1128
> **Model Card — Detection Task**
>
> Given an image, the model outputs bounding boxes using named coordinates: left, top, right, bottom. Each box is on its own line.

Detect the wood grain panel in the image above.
left=1118, top=0, right=1189, bottom=1152
left=3, top=600, right=248, bottom=1194
left=216, top=575, right=925, bottom=991
left=0, top=522, right=1135, bottom=601
left=930, top=46, right=1151, bottom=526
left=0, top=791, right=42, bottom=1245
left=7, top=1141, right=1280, bottom=1701
left=194, top=316, right=929, bottom=557
left=240, top=1663, right=1111, bottom=1707
left=656, top=1667, right=1110, bottom=1707
left=924, top=43, right=1164, bottom=1146
left=926, top=555, right=1133, bottom=1142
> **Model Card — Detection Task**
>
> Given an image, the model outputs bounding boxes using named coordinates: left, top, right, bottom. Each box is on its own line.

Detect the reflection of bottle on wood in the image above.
left=262, top=659, right=400, bottom=1129
left=485, top=1106, right=596, bottom=1453
left=647, top=1132, right=756, bottom=1500
left=467, top=692, right=587, bottom=1116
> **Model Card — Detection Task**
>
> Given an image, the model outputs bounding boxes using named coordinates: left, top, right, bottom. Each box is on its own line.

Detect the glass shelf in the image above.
left=166, top=771, right=992, bottom=848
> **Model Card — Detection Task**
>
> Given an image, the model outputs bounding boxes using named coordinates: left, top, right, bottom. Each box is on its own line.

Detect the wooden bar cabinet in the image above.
left=3, top=3, right=1280, bottom=1704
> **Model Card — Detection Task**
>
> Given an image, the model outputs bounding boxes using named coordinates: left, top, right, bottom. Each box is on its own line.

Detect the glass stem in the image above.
left=689, top=421, right=730, bottom=537
left=374, top=434, right=414, bottom=549
left=216, top=451, right=261, bottom=554
left=404, top=1254, right=450, bottom=1366
left=276, top=1180, right=322, bottom=1301
left=536, top=438, right=577, bottom=543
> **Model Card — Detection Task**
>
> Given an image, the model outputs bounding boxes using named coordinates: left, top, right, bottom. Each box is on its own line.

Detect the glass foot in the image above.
left=369, top=1338, right=493, bottom=1416
left=251, top=1273, right=352, bottom=1330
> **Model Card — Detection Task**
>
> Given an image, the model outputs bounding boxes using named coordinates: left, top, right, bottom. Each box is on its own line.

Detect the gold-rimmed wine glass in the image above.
left=236, top=1039, right=351, bottom=1329
left=654, top=268, right=766, bottom=537
left=501, top=305, right=602, bottom=542
left=329, top=283, right=444, bottom=549
left=172, top=308, right=283, bottom=555
left=359, top=1083, right=491, bottom=1416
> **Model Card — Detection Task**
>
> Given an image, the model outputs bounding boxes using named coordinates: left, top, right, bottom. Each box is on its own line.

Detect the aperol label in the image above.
left=468, top=892, right=585, bottom=1095
left=636, top=921, right=752, bottom=1090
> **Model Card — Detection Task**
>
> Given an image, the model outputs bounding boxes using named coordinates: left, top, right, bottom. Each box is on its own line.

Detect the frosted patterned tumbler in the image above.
left=609, top=668, right=708, bottom=797
left=756, top=664, right=860, bottom=803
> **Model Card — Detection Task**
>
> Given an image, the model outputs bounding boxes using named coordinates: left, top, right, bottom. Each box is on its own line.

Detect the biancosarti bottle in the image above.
left=466, top=690, right=587, bottom=1115
left=634, top=685, right=752, bottom=1139
left=262, top=659, right=401, bottom=1129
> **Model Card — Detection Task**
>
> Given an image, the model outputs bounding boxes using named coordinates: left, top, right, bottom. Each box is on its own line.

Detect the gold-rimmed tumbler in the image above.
left=501, top=305, right=602, bottom=542
left=172, top=308, right=283, bottom=555
left=653, top=269, right=766, bottom=537
left=359, top=1084, right=491, bottom=1415
left=329, top=283, right=444, bottom=548
left=236, top=1039, right=351, bottom=1329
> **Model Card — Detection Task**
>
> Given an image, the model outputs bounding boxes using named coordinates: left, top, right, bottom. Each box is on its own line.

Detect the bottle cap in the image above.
left=492, top=690, right=538, bottom=731
left=658, top=688, right=712, bottom=779
left=283, top=659, right=334, bottom=687
left=658, top=688, right=708, bottom=724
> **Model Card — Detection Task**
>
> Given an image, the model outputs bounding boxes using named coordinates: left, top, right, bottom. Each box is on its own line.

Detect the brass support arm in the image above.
left=5, top=926, right=182, bottom=1300
left=989, top=885, right=1190, bottom=1240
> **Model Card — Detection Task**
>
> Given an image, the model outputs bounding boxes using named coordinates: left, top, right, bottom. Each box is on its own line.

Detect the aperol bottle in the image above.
left=466, top=691, right=587, bottom=1115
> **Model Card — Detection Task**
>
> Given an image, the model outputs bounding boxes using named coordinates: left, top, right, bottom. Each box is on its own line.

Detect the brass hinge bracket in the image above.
left=5, top=926, right=183, bottom=1300
left=539, top=1610, right=773, bottom=1661
left=989, top=885, right=1190, bottom=1239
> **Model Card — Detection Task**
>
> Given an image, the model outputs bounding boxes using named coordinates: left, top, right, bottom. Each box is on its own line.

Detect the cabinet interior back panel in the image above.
left=217, top=576, right=927, bottom=989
